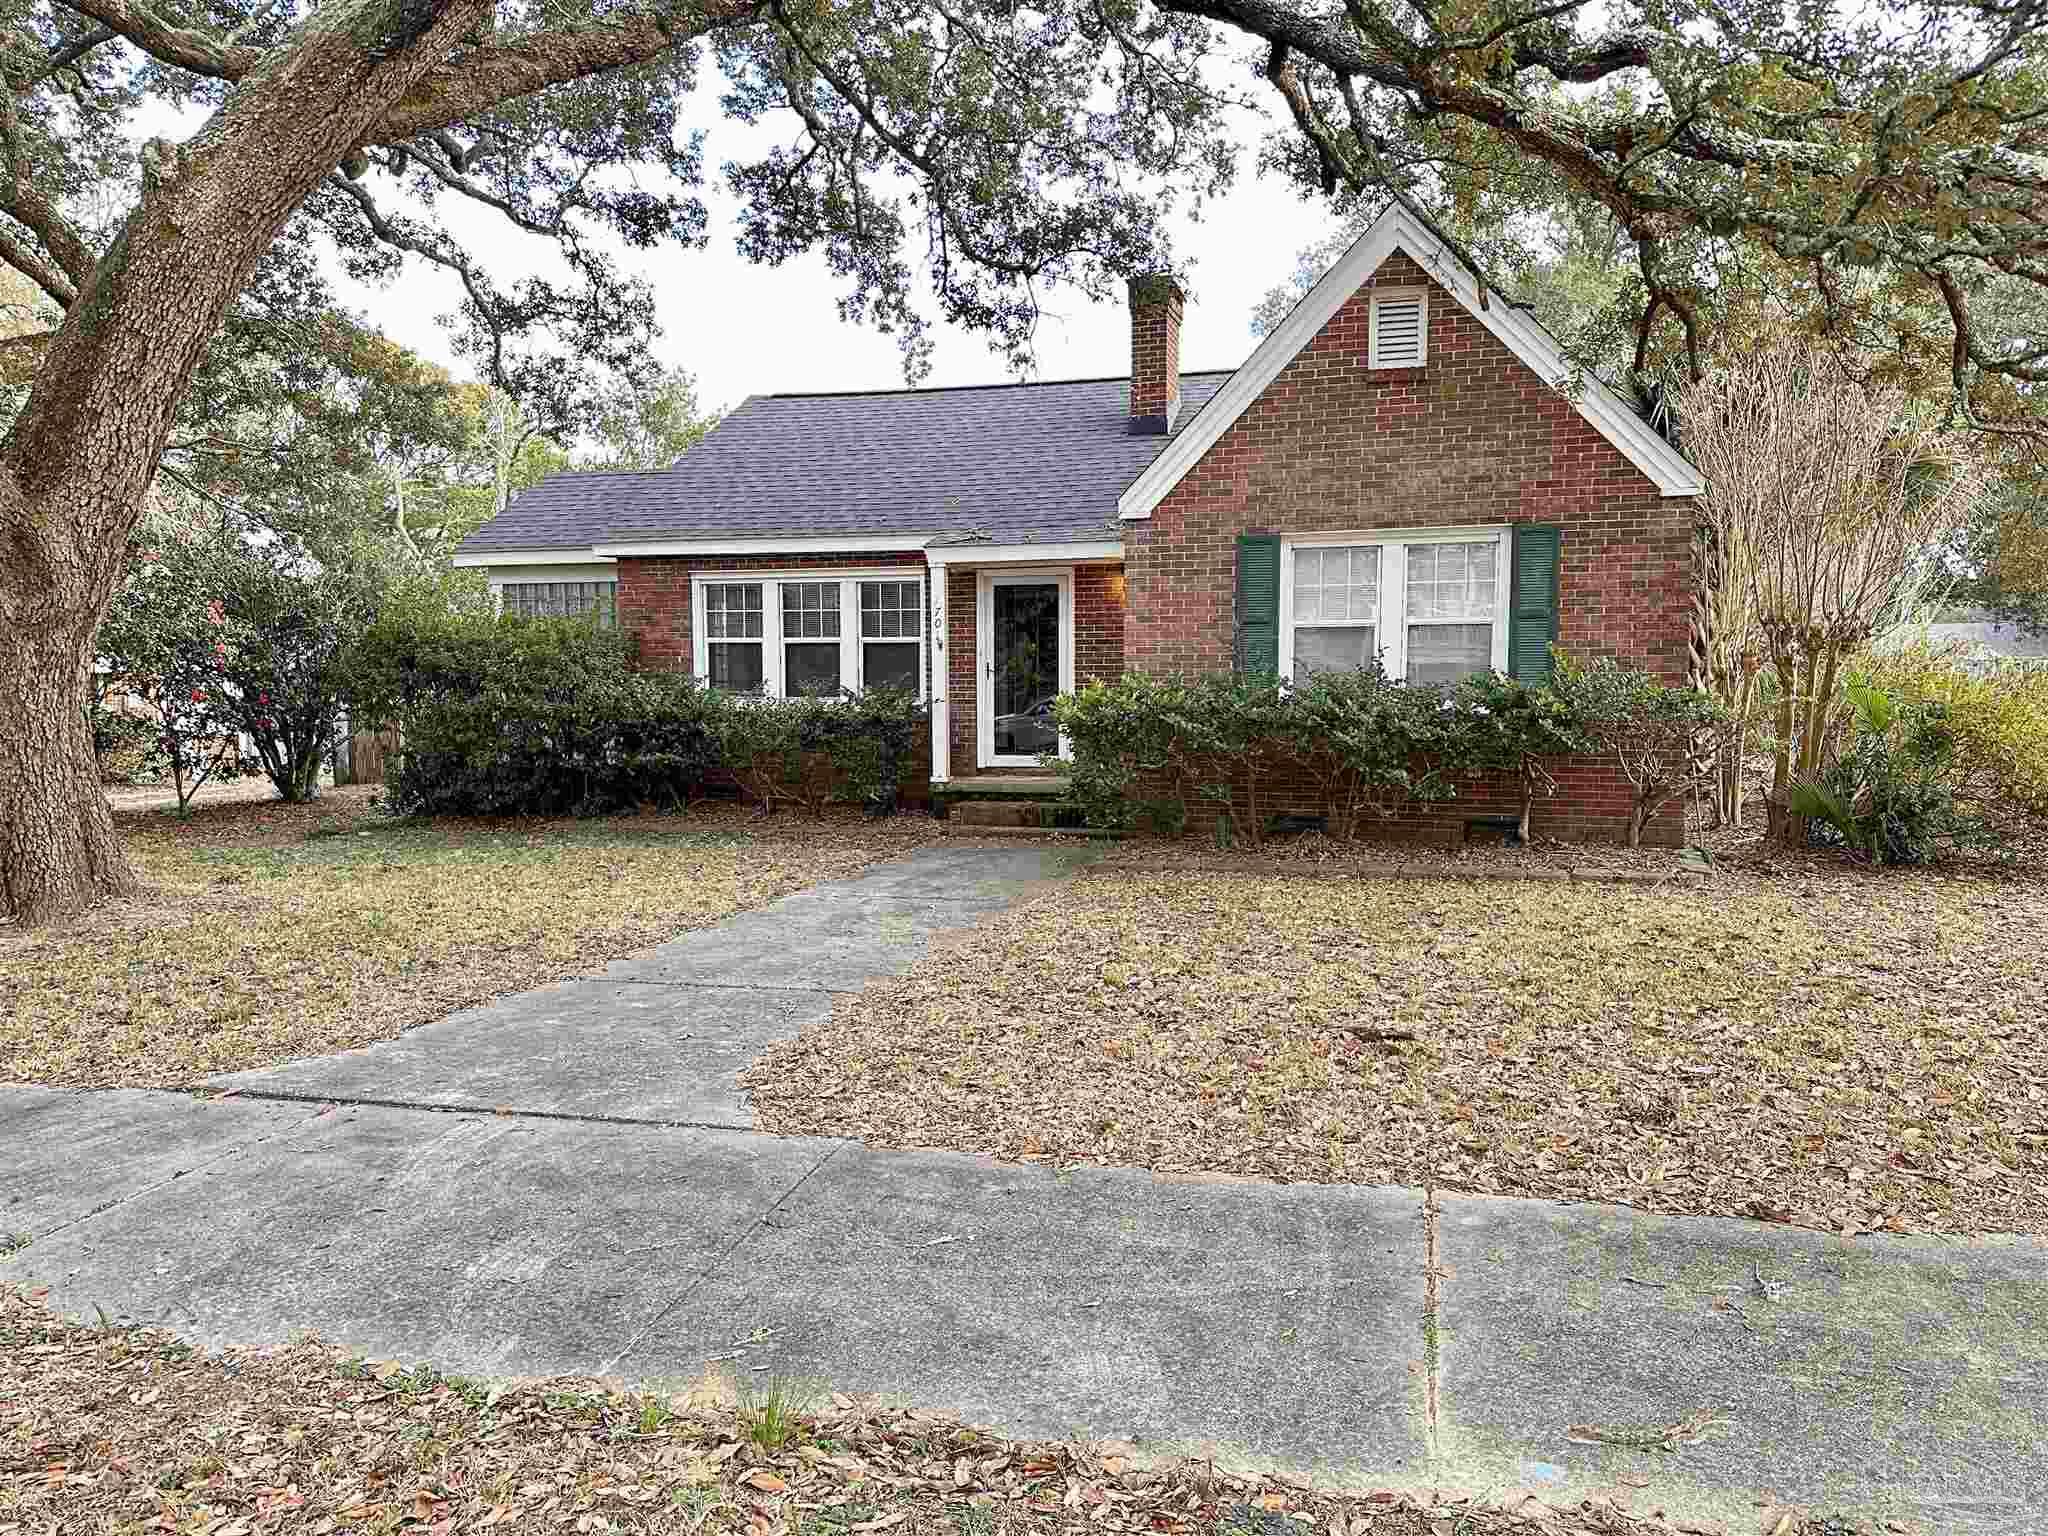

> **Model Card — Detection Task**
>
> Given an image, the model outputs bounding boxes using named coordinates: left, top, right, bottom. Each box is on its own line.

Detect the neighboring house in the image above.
left=456, top=206, right=1706, bottom=845
left=1920, top=614, right=2048, bottom=671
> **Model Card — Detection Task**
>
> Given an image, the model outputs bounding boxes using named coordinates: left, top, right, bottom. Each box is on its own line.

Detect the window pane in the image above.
left=863, top=641, right=920, bottom=693
left=780, top=581, right=841, bottom=639
left=706, top=583, right=763, bottom=639
left=709, top=641, right=764, bottom=693
left=502, top=581, right=617, bottom=627
left=785, top=641, right=843, bottom=696
left=1294, top=545, right=1378, bottom=624
left=991, top=583, right=1060, bottom=722
left=1406, top=542, right=1497, bottom=621
left=860, top=580, right=921, bottom=639
left=1407, top=623, right=1493, bottom=684
left=1293, top=625, right=1377, bottom=680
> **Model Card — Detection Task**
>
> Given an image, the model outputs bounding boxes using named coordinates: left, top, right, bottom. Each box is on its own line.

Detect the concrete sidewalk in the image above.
left=8, top=1087, right=2041, bottom=1531
left=5, top=845, right=2044, bottom=1531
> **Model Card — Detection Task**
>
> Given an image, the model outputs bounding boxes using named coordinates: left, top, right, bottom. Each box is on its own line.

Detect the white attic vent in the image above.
left=1368, top=289, right=1427, bottom=368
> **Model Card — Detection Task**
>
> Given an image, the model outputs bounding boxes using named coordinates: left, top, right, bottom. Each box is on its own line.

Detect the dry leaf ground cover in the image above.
left=1, top=1288, right=1863, bottom=1536
left=3, top=789, right=942, bottom=1089
left=745, top=862, right=2048, bottom=1237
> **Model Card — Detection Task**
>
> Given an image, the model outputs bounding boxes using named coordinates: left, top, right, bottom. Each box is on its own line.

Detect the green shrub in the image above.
left=1790, top=683, right=1992, bottom=865
left=1552, top=655, right=1725, bottom=847
left=713, top=688, right=925, bottom=817
left=1855, top=643, right=2048, bottom=821
left=1282, top=665, right=1460, bottom=839
left=347, top=611, right=722, bottom=817
left=347, top=608, right=926, bottom=819
left=1054, top=666, right=1456, bottom=845
left=1443, top=671, right=1595, bottom=843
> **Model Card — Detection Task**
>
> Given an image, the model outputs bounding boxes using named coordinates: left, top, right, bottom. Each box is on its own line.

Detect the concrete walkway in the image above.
left=208, top=844, right=1085, bottom=1126
left=5, top=847, right=2044, bottom=1533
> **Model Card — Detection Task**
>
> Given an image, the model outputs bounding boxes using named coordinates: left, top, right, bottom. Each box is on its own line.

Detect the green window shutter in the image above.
left=1235, top=533, right=1281, bottom=675
left=1508, top=524, right=1562, bottom=682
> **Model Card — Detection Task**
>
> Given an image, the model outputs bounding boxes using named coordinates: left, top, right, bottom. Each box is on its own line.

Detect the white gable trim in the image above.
left=1117, top=207, right=1705, bottom=521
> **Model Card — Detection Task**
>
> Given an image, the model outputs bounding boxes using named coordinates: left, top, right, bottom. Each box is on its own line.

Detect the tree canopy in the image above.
left=10, top=0, right=2038, bottom=424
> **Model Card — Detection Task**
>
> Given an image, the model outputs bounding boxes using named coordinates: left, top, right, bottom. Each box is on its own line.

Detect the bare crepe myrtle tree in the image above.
left=1683, top=341, right=1991, bottom=843
left=3, top=0, right=2045, bottom=919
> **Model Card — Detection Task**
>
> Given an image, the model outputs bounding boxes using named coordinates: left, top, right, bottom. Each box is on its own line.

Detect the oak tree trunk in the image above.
left=0, top=0, right=493, bottom=924
left=0, top=548, right=140, bottom=923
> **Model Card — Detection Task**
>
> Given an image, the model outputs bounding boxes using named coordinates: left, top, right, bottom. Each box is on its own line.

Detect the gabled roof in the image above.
left=1116, top=206, right=1706, bottom=522
left=455, top=372, right=1233, bottom=557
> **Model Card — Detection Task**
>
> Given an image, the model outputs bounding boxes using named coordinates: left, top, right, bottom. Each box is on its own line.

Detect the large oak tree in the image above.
left=4, top=0, right=2044, bottom=922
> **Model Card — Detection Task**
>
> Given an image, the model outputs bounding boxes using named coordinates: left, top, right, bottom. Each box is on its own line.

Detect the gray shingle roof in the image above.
left=456, top=372, right=1234, bottom=554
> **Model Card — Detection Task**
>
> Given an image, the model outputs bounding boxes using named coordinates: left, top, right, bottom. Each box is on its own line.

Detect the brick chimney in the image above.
left=1127, top=273, right=1185, bottom=435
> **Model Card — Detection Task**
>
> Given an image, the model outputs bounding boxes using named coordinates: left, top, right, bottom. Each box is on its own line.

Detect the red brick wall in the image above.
left=1123, top=249, right=1698, bottom=845
left=1073, top=564, right=1127, bottom=688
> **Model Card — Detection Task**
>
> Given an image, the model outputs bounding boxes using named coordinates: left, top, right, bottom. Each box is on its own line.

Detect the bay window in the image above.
left=1280, top=528, right=1508, bottom=685
left=692, top=571, right=927, bottom=698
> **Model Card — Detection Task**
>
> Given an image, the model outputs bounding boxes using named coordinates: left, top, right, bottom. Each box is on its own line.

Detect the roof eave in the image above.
left=592, top=532, right=942, bottom=558
left=451, top=548, right=617, bottom=568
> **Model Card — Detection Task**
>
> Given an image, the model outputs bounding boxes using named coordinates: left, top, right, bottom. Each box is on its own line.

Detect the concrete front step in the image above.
left=933, top=775, right=1072, bottom=797
left=948, top=798, right=1056, bottom=827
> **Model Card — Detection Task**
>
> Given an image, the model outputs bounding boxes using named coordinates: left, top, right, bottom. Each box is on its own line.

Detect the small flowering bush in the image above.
left=95, top=539, right=259, bottom=813
left=96, top=528, right=380, bottom=807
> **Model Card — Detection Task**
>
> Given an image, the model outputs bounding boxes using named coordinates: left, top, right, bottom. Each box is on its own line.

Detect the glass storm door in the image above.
left=979, top=572, right=1071, bottom=767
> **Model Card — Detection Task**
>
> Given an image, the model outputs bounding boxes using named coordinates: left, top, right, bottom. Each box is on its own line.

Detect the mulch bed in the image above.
left=745, top=846, right=2048, bottom=1238
left=1, top=1288, right=1862, bottom=1536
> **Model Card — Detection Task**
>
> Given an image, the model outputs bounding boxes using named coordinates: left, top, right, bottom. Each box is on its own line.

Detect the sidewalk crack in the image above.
left=596, top=1140, right=846, bottom=1376
left=1422, top=1184, right=1443, bottom=1476
left=22, top=1100, right=334, bottom=1247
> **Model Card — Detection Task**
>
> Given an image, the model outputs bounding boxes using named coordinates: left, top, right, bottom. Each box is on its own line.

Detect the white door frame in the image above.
left=976, top=567, right=1074, bottom=769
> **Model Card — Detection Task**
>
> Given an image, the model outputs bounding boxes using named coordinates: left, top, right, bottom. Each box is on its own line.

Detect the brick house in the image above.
left=456, top=206, right=1706, bottom=844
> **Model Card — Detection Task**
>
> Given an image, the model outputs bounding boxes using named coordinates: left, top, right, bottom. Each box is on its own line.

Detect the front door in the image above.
left=978, top=569, right=1073, bottom=768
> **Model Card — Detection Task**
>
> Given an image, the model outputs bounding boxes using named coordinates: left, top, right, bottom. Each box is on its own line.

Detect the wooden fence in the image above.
left=334, top=724, right=401, bottom=786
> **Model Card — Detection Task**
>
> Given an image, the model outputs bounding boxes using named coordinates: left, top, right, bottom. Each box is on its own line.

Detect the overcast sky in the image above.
left=319, top=73, right=1342, bottom=413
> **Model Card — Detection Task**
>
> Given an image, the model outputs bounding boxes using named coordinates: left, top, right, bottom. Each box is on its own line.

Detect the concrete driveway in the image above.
left=6, top=845, right=2044, bottom=1532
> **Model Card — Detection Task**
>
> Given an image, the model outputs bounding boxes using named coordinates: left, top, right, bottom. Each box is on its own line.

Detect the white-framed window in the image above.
left=1368, top=287, right=1427, bottom=369
left=500, top=579, right=618, bottom=626
left=703, top=582, right=766, bottom=692
left=691, top=571, right=928, bottom=698
left=859, top=578, right=924, bottom=694
left=1279, top=527, right=1507, bottom=686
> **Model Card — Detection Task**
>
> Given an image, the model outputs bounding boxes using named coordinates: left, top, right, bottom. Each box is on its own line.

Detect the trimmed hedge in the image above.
left=345, top=611, right=926, bottom=818
left=1054, top=660, right=1720, bottom=847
